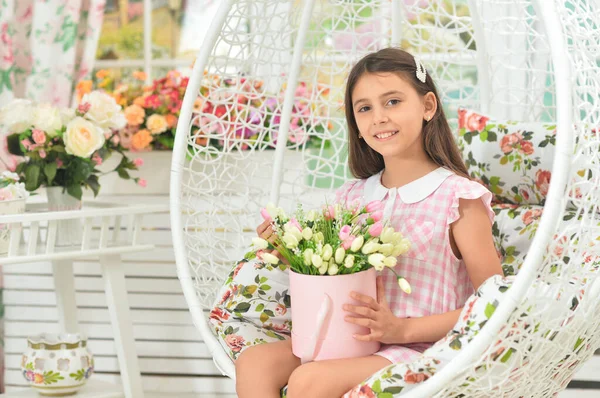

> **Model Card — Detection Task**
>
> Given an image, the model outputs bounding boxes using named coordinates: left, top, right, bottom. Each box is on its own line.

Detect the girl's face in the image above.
left=351, top=72, right=434, bottom=160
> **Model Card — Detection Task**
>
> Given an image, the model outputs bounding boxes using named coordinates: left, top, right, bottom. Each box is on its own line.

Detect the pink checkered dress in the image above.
left=334, top=167, right=494, bottom=364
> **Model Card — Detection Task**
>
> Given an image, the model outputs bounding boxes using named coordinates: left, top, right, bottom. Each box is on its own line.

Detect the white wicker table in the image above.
left=0, top=200, right=170, bottom=398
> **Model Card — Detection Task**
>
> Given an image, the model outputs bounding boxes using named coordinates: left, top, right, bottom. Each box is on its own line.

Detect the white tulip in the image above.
left=302, top=227, right=313, bottom=240
left=261, top=252, right=280, bottom=265
left=392, top=232, right=404, bottom=245
left=311, top=254, right=323, bottom=268
left=282, top=233, right=299, bottom=248
left=328, top=262, right=339, bottom=275
left=314, top=232, right=324, bottom=243
left=303, top=249, right=314, bottom=266
left=322, top=244, right=333, bottom=261
left=284, top=224, right=303, bottom=241
left=368, top=253, right=386, bottom=271
left=380, top=227, right=395, bottom=244
left=252, top=237, right=269, bottom=250
left=318, top=263, right=328, bottom=275
left=265, top=202, right=279, bottom=219
left=344, top=254, right=355, bottom=268
left=350, top=236, right=364, bottom=252
left=306, top=210, right=317, bottom=222
left=383, top=256, right=397, bottom=268
left=334, top=247, right=345, bottom=264
left=379, top=243, right=394, bottom=256
left=361, top=240, right=380, bottom=255
left=398, top=277, right=412, bottom=294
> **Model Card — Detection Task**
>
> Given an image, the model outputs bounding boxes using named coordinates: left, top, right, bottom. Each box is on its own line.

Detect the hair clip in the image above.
left=415, top=57, right=427, bottom=83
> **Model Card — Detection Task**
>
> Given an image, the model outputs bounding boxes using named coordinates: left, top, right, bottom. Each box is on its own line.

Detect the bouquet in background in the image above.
left=0, top=171, right=28, bottom=201
left=250, top=200, right=412, bottom=293
left=77, top=69, right=186, bottom=152
left=0, top=92, right=144, bottom=200
left=194, top=75, right=333, bottom=152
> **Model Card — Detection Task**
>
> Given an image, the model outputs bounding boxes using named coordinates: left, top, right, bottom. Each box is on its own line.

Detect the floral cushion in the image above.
left=457, top=108, right=556, bottom=206
left=343, top=273, right=590, bottom=397
left=209, top=253, right=292, bottom=361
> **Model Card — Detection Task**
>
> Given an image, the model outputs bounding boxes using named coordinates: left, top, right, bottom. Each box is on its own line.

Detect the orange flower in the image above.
left=34, top=373, right=44, bottom=384
left=134, top=96, right=147, bottom=107
left=165, top=114, right=178, bottom=128
left=131, top=129, right=153, bottom=150
left=76, top=80, right=93, bottom=101
left=146, top=114, right=169, bottom=135
left=535, top=170, right=551, bottom=196
left=124, top=104, right=146, bottom=126
left=133, top=71, right=147, bottom=81
left=193, top=98, right=203, bottom=112
left=95, top=69, right=110, bottom=80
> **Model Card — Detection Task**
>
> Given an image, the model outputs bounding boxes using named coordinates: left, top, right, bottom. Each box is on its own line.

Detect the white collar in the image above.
left=363, top=167, right=454, bottom=204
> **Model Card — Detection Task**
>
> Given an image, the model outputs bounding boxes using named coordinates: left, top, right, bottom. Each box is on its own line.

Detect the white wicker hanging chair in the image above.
left=170, top=0, right=600, bottom=396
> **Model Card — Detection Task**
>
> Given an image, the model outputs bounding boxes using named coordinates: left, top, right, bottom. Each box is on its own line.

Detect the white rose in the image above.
left=0, top=99, right=34, bottom=132
left=60, top=107, right=76, bottom=125
left=0, top=183, right=29, bottom=200
left=64, top=117, right=106, bottom=158
left=81, top=91, right=126, bottom=130
left=33, top=104, right=63, bottom=136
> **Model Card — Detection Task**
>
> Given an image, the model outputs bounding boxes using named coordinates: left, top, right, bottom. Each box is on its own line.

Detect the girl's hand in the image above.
left=256, top=220, right=289, bottom=265
left=343, top=276, right=407, bottom=345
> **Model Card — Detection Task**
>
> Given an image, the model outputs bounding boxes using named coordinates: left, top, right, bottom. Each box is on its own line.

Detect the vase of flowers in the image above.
left=250, top=201, right=412, bottom=362
left=0, top=171, right=29, bottom=254
left=0, top=92, right=143, bottom=245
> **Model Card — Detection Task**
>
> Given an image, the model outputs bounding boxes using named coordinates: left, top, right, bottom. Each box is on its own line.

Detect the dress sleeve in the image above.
left=448, top=178, right=495, bottom=225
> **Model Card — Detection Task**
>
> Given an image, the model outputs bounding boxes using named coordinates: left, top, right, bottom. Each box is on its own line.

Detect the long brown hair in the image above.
left=344, top=47, right=470, bottom=180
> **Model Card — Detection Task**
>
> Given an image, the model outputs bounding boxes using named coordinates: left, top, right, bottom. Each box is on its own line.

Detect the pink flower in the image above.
left=224, top=334, right=245, bottom=353
left=260, top=208, right=272, bottom=221
left=275, top=303, right=287, bottom=316
left=365, top=200, right=382, bottom=212
left=535, top=170, right=551, bottom=196
left=32, top=129, right=46, bottom=144
left=370, top=211, right=383, bottom=222
left=325, top=205, right=336, bottom=219
left=39, top=150, right=46, bottom=159
left=466, top=113, right=489, bottom=132
left=339, top=225, right=352, bottom=240
left=56, top=159, right=64, bottom=168
left=138, top=179, right=147, bottom=188
left=77, top=102, right=91, bottom=114
left=21, top=139, right=32, bottom=151
left=133, top=158, right=144, bottom=167
left=368, top=221, right=383, bottom=237
left=288, top=217, right=302, bottom=232
left=92, top=154, right=102, bottom=166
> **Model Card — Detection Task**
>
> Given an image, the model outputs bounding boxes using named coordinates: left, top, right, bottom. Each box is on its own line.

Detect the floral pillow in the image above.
left=457, top=108, right=556, bottom=206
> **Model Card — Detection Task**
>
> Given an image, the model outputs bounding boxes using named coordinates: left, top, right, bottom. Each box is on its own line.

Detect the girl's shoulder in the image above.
left=333, top=178, right=368, bottom=204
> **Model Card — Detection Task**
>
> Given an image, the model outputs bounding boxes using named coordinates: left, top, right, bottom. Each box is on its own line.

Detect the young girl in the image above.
left=236, top=47, right=503, bottom=398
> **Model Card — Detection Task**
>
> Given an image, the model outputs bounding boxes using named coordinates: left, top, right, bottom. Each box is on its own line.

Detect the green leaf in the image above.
left=6, top=133, right=24, bottom=156
left=244, top=285, right=257, bottom=295
left=449, top=337, right=462, bottom=350
left=233, top=302, right=251, bottom=313
left=479, top=130, right=488, bottom=142
left=25, top=164, right=41, bottom=191
left=499, top=348, right=514, bottom=363
left=484, top=303, right=496, bottom=319
left=255, top=304, right=264, bottom=312
left=86, top=174, right=100, bottom=197
left=383, top=386, right=404, bottom=394
left=260, top=312, right=269, bottom=323
left=371, top=380, right=382, bottom=393
left=44, top=162, right=57, bottom=185
left=67, top=184, right=83, bottom=200
left=260, top=284, right=272, bottom=291
left=118, top=168, right=131, bottom=179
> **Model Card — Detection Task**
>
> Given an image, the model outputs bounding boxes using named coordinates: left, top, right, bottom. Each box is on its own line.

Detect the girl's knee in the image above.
left=287, top=363, right=323, bottom=398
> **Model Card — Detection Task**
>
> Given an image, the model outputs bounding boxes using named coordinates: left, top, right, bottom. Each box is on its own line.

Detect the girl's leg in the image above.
left=236, top=339, right=301, bottom=398
left=286, top=355, right=392, bottom=398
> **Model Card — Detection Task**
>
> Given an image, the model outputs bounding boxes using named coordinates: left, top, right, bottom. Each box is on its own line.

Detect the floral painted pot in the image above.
left=21, top=333, right=94, bottom=396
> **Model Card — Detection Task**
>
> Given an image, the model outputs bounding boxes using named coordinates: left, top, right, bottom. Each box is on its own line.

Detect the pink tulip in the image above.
left=339, top=225, right=352, bottom=240
left=260, top=208, right=272, bottom=221
left=365, top=200, right=383, bottom=213
left=342, top=236, right=355, bottom=250
left=371, top=211, right=383, bottom=222
left=368, top=221, right=383, bottom=237
left=289, top=217, right=302, bottom=232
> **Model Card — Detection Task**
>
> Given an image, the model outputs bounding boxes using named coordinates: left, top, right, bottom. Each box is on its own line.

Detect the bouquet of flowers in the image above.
left=0, top=92, right=143, bottom=200
left=250, top=200, right=412, bottom=293
left=0, top=171, right=29, bottom=201
left=195, top=75, right=333, bottom=152
left=77, top=69, right=184, bottom=152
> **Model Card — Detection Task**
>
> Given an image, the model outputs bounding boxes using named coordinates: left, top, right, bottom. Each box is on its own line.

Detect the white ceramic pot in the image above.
left=0, top=197, right=26, bottom=254
left=46, top=187, right=82, bottom=247
left=21, top=333, right=94, bottom=396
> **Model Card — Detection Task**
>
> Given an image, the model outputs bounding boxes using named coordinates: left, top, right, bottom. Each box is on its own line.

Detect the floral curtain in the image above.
left=0, top=0, right=106, bottom=391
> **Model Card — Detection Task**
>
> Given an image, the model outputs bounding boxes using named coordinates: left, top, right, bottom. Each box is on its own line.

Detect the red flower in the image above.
left=345, top=384, right=377, bottom=398
left=500, top=132, right=523, bottom=154
left=458, top=108, right=467, bottom=129
left=466, top=112, right=489, bottom=132
left=209, top=308, right=230, bottom=322
left=520, top=140, right=534, bottom=155
left=404, top=369, right=430, bottom=384
left=535, top=170, right=551, bottom=196
left=224, top=334, right=245, bottom=353
left=232, top=261, right=245, bottom=279
left=275, top=303, right=287, bottom=316
left=522, top=209, right=543, bottom=226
